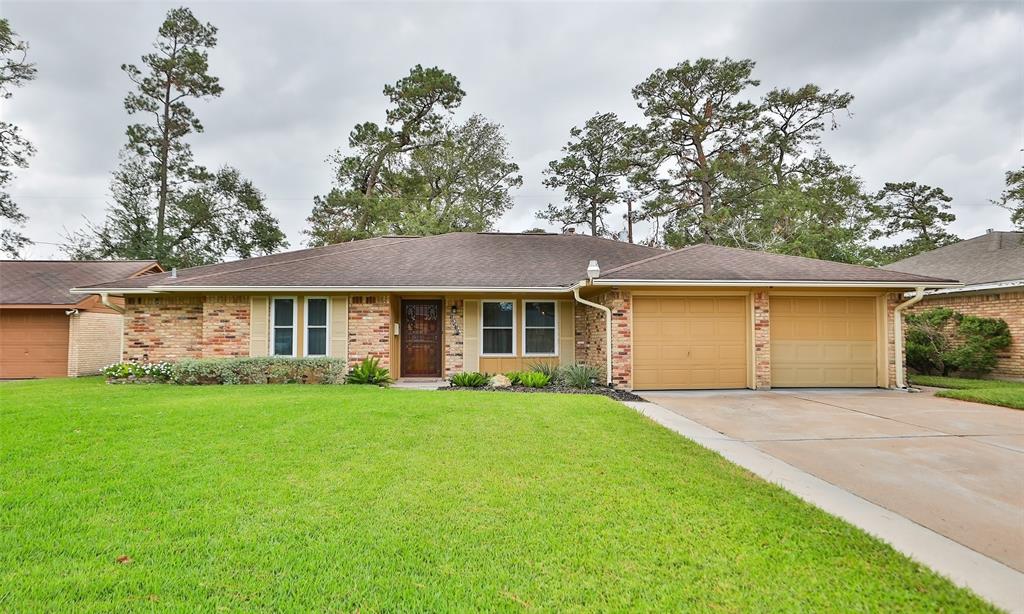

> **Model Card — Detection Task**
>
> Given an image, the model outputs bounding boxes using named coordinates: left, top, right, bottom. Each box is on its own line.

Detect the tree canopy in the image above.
left=0, top=18, right=37, bottom=257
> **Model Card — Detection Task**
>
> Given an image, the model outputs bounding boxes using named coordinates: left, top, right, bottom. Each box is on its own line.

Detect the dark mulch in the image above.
left=440, top=384, right=644, bottom=402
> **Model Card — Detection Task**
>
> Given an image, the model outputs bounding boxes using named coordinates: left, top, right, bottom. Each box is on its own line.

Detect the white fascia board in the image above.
left=913, top=279, right=1024, bottom=296
left=591, top=279, right=962, bottom=289
left=71, top=285, right=572, bottom=295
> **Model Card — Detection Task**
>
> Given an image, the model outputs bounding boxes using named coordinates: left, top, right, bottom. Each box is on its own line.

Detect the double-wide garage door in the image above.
left=770, top=296, right=878, bottom=387
left=633, top=296, right=748, bottom=390
left=633, top=294, right=880, bottom=390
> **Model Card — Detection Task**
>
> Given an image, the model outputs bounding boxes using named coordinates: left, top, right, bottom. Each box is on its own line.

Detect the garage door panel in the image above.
left=770, top=297, right=878, bottom=388
left=0, top=310, right=69, bottom=378
left=633, top=296, right=748, bottom=390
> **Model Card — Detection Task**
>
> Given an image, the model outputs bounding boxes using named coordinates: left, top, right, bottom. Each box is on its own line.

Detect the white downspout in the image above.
left=572, top=284, right=613, bottom=386
left=99, top=292, right=125, bottom=314
left=893, top=287, right=926, bottom=389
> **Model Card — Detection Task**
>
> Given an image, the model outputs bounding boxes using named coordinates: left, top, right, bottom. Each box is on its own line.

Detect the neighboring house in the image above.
left=0, top=260, right=162, bottom=378
left=72, top=232, right=956, bottom=391
left=884, top=230, right=1024, bottom=380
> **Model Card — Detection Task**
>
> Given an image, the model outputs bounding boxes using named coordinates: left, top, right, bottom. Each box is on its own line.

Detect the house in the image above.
left=0, top=260, right=162, bottom=378
left=71, top=232, right=957, bottom=390
left=884, top=230, right=1023, bottom=380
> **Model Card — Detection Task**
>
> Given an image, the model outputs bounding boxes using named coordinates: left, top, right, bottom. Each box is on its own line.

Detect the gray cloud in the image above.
left=3, top=0, right=1021, bottom=258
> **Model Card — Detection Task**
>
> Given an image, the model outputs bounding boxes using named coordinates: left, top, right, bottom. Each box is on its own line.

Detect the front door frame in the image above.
left=400, top=298, right=443, bottom=378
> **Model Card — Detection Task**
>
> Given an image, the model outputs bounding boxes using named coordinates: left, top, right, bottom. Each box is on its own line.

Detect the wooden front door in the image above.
left=401, top=300, right=443, bottom=377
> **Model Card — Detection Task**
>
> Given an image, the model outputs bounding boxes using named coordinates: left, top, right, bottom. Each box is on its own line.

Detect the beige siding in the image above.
left=330, top=296, right=348, bottom=360
left=67, top=311, right=122, bottom=376
left=558, top=300, right=575, bottom=365
left=249, top=297, right=269, bottom=357
left=463, top=299, right=480, bottom=372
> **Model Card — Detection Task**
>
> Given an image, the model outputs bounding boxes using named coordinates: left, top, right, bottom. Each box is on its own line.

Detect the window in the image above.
left=305, top=298, right=328, bottom=356
left=271, top=297, right=296, bottom=356
left=524, top=301, right=557, bottom=355
left=481, top=300, right=515, bottom=355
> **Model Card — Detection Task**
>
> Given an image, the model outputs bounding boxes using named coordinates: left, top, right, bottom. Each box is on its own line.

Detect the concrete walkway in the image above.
left=629, top=390, right=1024, bottom=613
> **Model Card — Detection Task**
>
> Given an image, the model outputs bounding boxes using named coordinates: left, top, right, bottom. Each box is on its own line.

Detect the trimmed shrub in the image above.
left=905, top=308, right=1012, bottom=376
left=518, top=371, right=552, bottom=388
left=345, top=357, right=392, bottom=386
left=905, top=308, right=954, bottom=375
left=449, top=372, right=491, bottom=388
left=170, top=357, right=347, bottom=385
left=103, top=361, right=173, bottom=382
left=560, top=363, right=600, bottom=389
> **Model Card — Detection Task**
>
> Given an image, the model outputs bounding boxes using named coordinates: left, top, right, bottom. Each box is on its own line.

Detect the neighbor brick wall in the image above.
left=348, top=295, right=391, bottom=370
left=123, top=296, right=203, bottom=361
left=201, top=296, right=250, bottom=358
left=753, top=291, right=771, bottom=389
left=444, top=297, right=464, bottom=377
left=908, top=290, right=1024, bottom=380
left=574, top=289, right=632, bottom=389
left=67, top=311, right=122, bottom=376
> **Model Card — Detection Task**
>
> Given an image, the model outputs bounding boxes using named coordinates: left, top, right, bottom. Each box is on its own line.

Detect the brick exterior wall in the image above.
left=907, top=290, right=1024, bottom=380
left=201, top=296, right=250, bottom=358
left=67, top=311, right=122, bottom=376
left=444, top=297, right=464, bottom=378
left=348, top=295, right=391, bottom=370
left=124, top=296, right=203, bottom=362
left=574, top=290, right=632, bottom=389
left=752, top=291, right=771, bottom=389
left=886, top=293, right=901, bottom=388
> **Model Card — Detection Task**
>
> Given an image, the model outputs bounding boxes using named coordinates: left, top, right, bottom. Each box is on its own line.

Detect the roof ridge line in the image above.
left=161, top=236, right=421, bottom=286
left=600, top=244, right=703, bottom=276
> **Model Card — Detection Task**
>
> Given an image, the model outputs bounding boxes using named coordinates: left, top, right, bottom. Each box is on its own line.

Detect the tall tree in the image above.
left=628, top=58, right=761, bottom=245
left=994, top=166, right=1023, bottom=230
left=0, top=18, right=37, bottom=257
left=868, top=181, right=959, bottom=262
left=122, top=6, right=223, bottom=261
left=306, top=68, right=520, bottom=245
left=64, top=7, right=287, bottom=267
left=538, top=112, right=632, bottom=236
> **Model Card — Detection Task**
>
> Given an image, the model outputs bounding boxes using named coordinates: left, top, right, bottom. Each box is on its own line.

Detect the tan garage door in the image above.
left=633, top=296, right=748, bottom=390
left=770, top=296, right=878, bottom=387
left=0, top=310, right=69, bottom=378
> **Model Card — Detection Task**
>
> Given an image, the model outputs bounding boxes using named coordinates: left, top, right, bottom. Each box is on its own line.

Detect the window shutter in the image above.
left=250, top=297, right=269, bottom=357
left=558, top=300, right=575, bottom=365
left=463, top=300, right=480, bottom=372
left=330, top=296, right=348, bottom=362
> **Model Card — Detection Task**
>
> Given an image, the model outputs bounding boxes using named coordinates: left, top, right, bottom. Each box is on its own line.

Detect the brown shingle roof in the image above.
left=0, top=260, right=160, bottom=305
left=599, top=243, right=956, bottom=284
left=882, top=231, right=1023, bottom=286
left=74, top=232, right=953, bottom=292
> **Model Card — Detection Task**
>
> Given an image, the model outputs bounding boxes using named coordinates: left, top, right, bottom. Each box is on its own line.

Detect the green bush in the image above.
left=518, top=371, right=552, bottom=388
left=527, top=361, right=561, bottom=382
left=905, top=308, right=1011, bottom=376
left=345, top=357, right=392, bottom=386
left=103, top=361, right=173, bottom=382
left=560, top=363, right=600, bottom=388
left=449, top=372, right=491, bottom=388
left=504, top=371, right=525, bottom=385
left=170, top=357, right=347, bottom=385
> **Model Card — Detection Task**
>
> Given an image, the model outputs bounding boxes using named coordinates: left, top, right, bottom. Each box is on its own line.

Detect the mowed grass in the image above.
left=912, top=374, right=1024, bottom=409
left=1, top=379, right=993, bottom=612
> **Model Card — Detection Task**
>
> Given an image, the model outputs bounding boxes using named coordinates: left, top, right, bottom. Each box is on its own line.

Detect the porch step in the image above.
left=393, top=378, right=446, bottom=390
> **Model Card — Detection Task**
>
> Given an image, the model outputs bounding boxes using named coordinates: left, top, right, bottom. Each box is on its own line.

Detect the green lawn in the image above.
left=911, top=374, right=1024, bottom=409
left=1, top=379, right=992, bottom=611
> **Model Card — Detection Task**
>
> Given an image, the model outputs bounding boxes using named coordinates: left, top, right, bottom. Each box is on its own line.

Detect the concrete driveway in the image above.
left=640, top=388, right=1024, bottom=572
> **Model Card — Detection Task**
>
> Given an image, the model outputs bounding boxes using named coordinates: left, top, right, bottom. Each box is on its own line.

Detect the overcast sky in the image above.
left=4, top=0, right=1022, bottom=259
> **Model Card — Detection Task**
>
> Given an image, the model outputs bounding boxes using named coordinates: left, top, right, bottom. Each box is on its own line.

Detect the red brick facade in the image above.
left=574, top=297, right=607, bottom=383
left=124, top=296, right=203, bottom=362
left=573, top=290, right=631, bottom=389
left=201, top=296, right=250, bottom=358
left=908, top=290, right=1023, bottom=380
left=348, top=295, right=391, bottom=371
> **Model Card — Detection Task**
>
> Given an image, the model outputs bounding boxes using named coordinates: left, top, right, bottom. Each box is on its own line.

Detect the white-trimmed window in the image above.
left=271, top=297, right=297, bottom=357
left=481, top=300, right=515, bottom=356
left=304, top=297, right=329, bottom=356
left=523, top=301, right=557, bottom=356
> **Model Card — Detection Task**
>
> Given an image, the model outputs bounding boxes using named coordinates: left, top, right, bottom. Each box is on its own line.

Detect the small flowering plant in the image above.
left=102, top=361, right=173, bottom=382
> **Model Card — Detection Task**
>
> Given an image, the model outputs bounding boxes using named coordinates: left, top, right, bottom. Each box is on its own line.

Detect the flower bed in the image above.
left=103, top=357, right=348, bottom=385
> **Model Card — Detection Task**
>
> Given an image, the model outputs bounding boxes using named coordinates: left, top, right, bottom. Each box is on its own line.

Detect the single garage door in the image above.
left=770, top=296, right=878, bottom=387
left=633, top=296, right=748, bottom=390
left=0, top=310, right=69, bottom=378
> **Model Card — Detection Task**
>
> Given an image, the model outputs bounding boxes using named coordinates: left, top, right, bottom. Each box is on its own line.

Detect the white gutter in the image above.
left=893, top=286, right=926, bottom=389
left=98, top=292, right=125, bottom=314
left=572, top=283, right=613, bottom=386
left=70, top=285, right=569, bottom=295
left=919, top=279, right=1023, bottom=296
left=591, top=279, right=962, bottom=289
